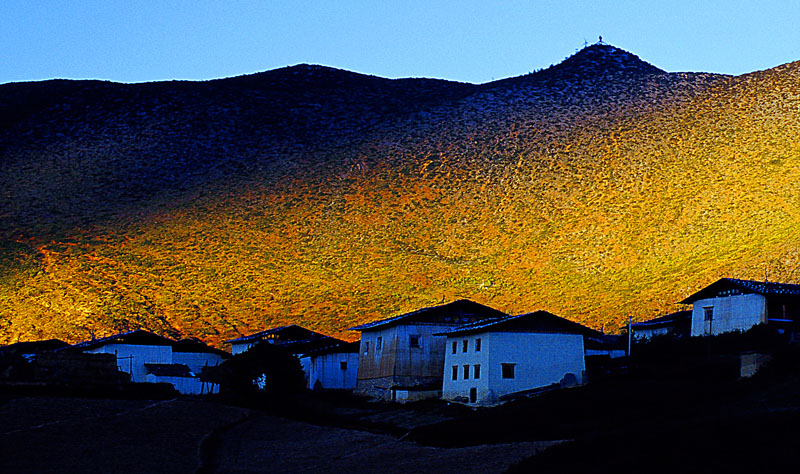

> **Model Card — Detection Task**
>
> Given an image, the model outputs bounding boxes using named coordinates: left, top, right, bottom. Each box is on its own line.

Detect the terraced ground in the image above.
left=2, top=44, right=800, bottom=345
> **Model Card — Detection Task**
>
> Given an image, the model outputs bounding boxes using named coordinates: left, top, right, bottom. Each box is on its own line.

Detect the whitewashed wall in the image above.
left=690, top=293, right=766, bottom=336
left=84, top=344, right=172, bottom=382
left=441, top=333, right=489, bottom=403
left=301, top=352, right=359, bottom=390
left=442, top=332, right=585, bottom=406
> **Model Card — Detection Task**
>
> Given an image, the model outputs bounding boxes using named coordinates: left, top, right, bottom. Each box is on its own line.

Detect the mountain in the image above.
left=2, top=44, right=800, bottom=346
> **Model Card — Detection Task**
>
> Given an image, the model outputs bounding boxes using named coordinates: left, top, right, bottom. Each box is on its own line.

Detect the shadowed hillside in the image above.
left=2, top=44, right=800, bottom=345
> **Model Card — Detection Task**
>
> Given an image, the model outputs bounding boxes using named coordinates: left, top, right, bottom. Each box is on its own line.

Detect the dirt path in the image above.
left=0, top=397, right=250, bottom=474
left=0, top=397, right=560, bottom=473
left=203, top=413, right=562, bottom=474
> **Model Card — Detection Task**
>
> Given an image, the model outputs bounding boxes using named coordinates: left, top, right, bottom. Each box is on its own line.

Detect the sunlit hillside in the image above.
left=2, top=44, right=800, bottom=346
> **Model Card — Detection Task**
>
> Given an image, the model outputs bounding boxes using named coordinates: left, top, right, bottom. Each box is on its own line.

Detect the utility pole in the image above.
left=627, top=316, right=632, bottom=358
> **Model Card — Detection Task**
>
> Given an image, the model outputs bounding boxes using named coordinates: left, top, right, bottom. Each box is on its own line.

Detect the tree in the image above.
left=216, top=341, right=306, bottom=399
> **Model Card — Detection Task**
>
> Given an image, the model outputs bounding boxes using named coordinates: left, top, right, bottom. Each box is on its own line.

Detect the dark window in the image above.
left=475, top=338, right=481, bottom=351
left=376, top=336, right=382, bottom=351
left=452, top=365, right=458, bottom=380
left=462, top=340, right=468, bottom=352
left=463, top=365, right=469, bottom=380
left=501, top=363, right=515, bottom=379
left=704, top=307, right=714, bottom=321
left=410, top=335, right=421, bottom=348
left=363, top=341, right=369, bottom=354
left=474, top=364, right=481, bottom=379
left=340, top=361, right=347, bottom=370
left=452, top=340, right=457, bottom=354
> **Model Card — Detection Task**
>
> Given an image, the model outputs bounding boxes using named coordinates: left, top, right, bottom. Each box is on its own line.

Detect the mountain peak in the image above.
left=485, top=43, right=666, bottom=88
left=545, top=43, right=665, bottom=78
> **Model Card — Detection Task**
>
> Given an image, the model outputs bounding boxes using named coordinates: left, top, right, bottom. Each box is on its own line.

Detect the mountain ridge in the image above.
left=1, top=45, right=799, bottom=346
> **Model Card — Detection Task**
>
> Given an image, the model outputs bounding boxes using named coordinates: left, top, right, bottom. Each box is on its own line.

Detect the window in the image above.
left=475, top=338, right=481, bottom=352
left=363, top=341, right=369, bottom=355
left=409, top=335, right=421, bottom=348
left=463, top=365, right=470, bottom=380
left=501, top=363, right=515, bottom=379
left=704, top=307, right=714, bottom=321
left=473, top=364, right=481, bottom=379
left=452, top=365, right=458, bottom=380
left=452, top=340, right=457, bottom=354
left=376, top=336, right=382, bottom=351
left=340, top=361, right=348, bottom=370
left=462, top=340, right=468, bottom=352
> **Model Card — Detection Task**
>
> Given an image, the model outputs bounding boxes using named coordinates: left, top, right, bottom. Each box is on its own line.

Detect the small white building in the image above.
left=680, top=278, right=800, bottom=336
left=73, top=330, right=174, bottom=383
left=300, top=341, right=360, bottom=390
left=438, top=311, right=589, bottom=406
left=71, top=330, right=230, bottom=394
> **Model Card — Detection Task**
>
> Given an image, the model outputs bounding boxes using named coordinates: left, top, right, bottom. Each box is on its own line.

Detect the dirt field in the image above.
left=0, top=397, right=557, bottom=473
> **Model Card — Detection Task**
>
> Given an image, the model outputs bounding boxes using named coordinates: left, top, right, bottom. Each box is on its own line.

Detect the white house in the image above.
left=300, top=341, right=360, bottom=390
left=72, top=330, right=174, bottom=383
left=438, top=311, right=590, bottom=406
left=631, top=310, right=692, bottom=340
left=680, top=278, right=800, bottom=336
left=349, top=299, right=508, bottom=401
left=70, top=330, right=230, bottom=394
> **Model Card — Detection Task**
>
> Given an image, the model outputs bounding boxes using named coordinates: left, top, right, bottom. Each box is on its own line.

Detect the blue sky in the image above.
left=3, top=1, right=800, bottom=84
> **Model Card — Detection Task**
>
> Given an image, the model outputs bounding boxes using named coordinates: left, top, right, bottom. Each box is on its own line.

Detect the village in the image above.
left=3, top=277, right=798, bottom=404
left=3, top=276, right=800, bottom=472
left=0, top=276, right=797, bottom=398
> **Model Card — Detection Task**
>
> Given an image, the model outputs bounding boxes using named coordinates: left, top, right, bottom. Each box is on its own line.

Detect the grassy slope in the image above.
left=2, top=55, right=800, bottom=346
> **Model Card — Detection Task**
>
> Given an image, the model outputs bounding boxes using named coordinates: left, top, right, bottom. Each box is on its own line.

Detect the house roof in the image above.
left=270, top=337, right=350, bottom=355
left=679, top=278, right=800, bottom=305
left=584, top=333, right=626, bottom=351
left=68, top=329, right=177, bottom=352
left=631, top=310, right=692, bottom=329
left=436, top=310, right=603, bottom=337
left=144, top=363, right=193, bottom=377
left=172, top=338, right=231, bottom=358
left=0, top=339, right=69, bottom=355
left=225, top=325, right=346, bottom=355
left=349, top=299, right=508, bottom=332
left=302, top=341, right=360, bottom=357
left=224, top=325, right=331, bottom=344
